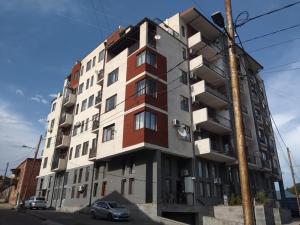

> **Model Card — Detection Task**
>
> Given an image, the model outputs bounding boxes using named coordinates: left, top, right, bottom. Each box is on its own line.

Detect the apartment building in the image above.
left=36, top=8, right=284, bottom=223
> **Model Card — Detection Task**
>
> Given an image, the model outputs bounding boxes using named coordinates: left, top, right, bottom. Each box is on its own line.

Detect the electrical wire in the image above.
left=242, top=22, right=300, bottom=44
left=235, top=1, right=300, bottom=27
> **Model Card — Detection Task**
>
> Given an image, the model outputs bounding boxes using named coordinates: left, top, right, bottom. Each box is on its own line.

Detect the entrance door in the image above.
left=101, top=181, right=107, bottom=196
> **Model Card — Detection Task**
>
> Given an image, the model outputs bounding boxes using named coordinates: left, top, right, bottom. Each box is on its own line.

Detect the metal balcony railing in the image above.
left=207, top=108, right=231, bottom=129
left=203, top=58, right=225, bottom=78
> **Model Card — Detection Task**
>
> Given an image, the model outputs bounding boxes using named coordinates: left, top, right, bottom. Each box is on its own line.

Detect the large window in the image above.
left=136, top=50, right=156, bottom=67
left=43, top=157, right=48, bottom=168
left=82, top=141, right=89, bottom=155
left=135, top=111, right=157, bottom=130
left=81, top=99, right=87, bottom=112
left=180, top=95, right=189, bottom=112
left=103, top=124, right=115, bottom=142
left=107, top=68, right=118, bottom=86
left=78, top=83, right=84, bottom=94
left=75, top=144, right=81, bottom=158
left=136, top=79, right=157, bottom=97
left=98, top=50, right=105, bottom=62
left=180, top=70, right=188, bottom=85
left=88, top=95, right=94, bottom=108
left=46, top=137, right=51, bottom=148
left=86, top=60, right=91, bottom=72
left=105, top=95, right=117, bottom=112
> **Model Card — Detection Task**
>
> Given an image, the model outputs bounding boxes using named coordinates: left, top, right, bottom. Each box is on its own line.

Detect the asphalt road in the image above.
left=0, top=209, right=44, bottom=225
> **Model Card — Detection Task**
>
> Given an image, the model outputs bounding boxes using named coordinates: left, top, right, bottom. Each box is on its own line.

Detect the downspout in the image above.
left=88, top=164, right=95, bottom=206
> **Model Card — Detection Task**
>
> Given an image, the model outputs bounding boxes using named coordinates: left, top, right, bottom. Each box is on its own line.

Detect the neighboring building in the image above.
left=36, top=8, right=284, bottom=223
left=8, top=158, right=41, bottom=205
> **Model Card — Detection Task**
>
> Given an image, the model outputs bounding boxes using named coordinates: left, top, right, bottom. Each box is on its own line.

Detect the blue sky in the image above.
left=0, top=0, right=300, bottom=187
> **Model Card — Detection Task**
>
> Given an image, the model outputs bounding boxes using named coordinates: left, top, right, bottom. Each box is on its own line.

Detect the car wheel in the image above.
left=107, top=213, right=113, bottom=221
left=90, top=211, right=96, bottom=219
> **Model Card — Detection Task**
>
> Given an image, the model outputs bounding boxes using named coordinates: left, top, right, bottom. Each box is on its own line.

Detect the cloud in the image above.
left=15, top=89, right=24, bottom=96
left=49, top=93, right=57, bottom=98
left=38, top=118, right=48, bottom=129
left=272, top=112, right=297, bottom=128
left=31, top=94, right=48, bottom=104
left=0, top=99, right=41, bottom=172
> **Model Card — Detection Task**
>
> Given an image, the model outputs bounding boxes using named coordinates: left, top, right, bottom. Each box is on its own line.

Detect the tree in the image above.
left=286, top=183, right=300, bottom=195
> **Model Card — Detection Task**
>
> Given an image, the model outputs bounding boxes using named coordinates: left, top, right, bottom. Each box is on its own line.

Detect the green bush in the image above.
left=255, top=191, right=271, bottom=205
left=228, top=194, right=242, bottom=205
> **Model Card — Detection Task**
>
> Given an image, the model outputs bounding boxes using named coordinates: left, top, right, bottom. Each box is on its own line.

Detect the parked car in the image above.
left=90, top=201, right=130, bottom=221
left=24, top=196, right=47, bottom=209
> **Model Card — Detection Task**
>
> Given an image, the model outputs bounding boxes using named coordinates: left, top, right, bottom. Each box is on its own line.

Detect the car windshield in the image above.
left=36, top=197, right=45, bottom=201
left=108, top=202, right=123, bottom=208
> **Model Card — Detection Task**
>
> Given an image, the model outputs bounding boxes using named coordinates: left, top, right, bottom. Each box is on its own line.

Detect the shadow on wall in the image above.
left=75, top=191, right=165, bottom=225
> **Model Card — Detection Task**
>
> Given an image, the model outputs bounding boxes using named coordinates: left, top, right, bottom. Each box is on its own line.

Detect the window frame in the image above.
left=107, top=68, right=119, bottom=86
left=102, top=124, right=115, bottom=142
left=105, top=94, right=117, bottom=112
left=135, top=111, right=157, bottom=131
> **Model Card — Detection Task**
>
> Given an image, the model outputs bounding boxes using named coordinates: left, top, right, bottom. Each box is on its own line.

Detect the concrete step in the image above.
left=203, top=216, right=243, bottom=225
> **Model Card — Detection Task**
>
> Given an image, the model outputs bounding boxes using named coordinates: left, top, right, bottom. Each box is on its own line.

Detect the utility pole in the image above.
left=287, top=148, right=300, bottom=215
left=224, top=0, right=255, bottom=224
left=22, top=135, right=43, bottom=202
left=4, top=162, right=9, bottom=177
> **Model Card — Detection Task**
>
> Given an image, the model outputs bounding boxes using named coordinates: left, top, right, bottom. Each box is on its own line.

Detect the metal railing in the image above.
left=89, top=147, right=97, bottom=158
left=92, top=120, right=99, bottom=131
left=205, top=84, right=227, bottom=101
left=97, top=70, right=104, bottom=82
left=95, top=94, right=102, bottom=105
left=203, top=58, right=225, bottom=78
left=207, top=108, right=231, bottom=129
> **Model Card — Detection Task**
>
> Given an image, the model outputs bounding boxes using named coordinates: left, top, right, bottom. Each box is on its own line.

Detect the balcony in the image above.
left=91, top=120, right=99, bottom=133
left=63, top=93, right=76, bottom=107
left=97, top=70, right=104, bottom=84
left=188, top=32, right=219, bottom=60
left=94, top=93, right=102, bottom=108
left=194, top=138, right=235, bottom=162
left=55, top=134, right=71, bottom=149
left=59, top=113, right=74, bottom=128
left=191, top=80, right=227, bottom=109
left=51, top=157, right=67, bottom=172
left=193, top=108, right=231, bottom=135
left=190, top=55, right=225, bottom=86
left=89, top=147, right=97, bottom=160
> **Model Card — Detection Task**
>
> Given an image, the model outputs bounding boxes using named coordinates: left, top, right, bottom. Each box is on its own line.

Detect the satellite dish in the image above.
left=154, top=34, right=161, bottom=40
left=177, top=126, right=188, bottom=138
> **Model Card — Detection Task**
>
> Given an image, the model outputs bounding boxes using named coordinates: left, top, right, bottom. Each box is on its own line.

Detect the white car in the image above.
left=24, top=196, right=47, bottom=209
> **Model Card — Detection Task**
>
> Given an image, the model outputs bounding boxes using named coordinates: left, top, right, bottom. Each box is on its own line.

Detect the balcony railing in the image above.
left=55, top=134, right=71, bottom=149
left=59, top=113, right=73, bottom=127
left=207, top=108, right=231, bottom=129
left=97, top=70, right=104, bottom=83
left=63, top=93, right=76, bottom=107
left=95, top=94, right=102, bottom=105
left=92, top=120, right=99, bottom=132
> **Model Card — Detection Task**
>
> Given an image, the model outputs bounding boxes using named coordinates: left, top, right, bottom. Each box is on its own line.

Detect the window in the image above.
left=51, top=102, right=56, bottom=112
left=85, top=118, right=89, bottom=131
left=71, top=186, right=75, bottom=199
left=85, top=167, right=90, bottom=182
left=121, top=179, right=126, bottom=195
left=98, top=50, right=105, bottom=62
left=86, top=78, right=90, bottom=90
left=43, top=157, right=48, bottom=168
left=81, top=99, right=87, bottom=112
left=78, top=168, right=83, bottom=183
left=80, top=120, right=84, bottom=133
left=73, top=170, right=78, bottom=184
left=199, top=182, right=204, bottom=197
left=204, top=162, right=209, bottom=178
left=105, top=95, right=117, bottom=112
left=165, top=179, right=172, bottom=193
left=94, top=166, right=100, bottom=180
left=129, top=160, right=135, bottom=174
left=78, top=83, right=84, bottom=94
left=103, top=124, right=115, bottom=142
left=82, top=141, right=89, bottom=155
left=181, top=25, right=186, bottom=37
left=90, top=75, right=94, bottom=87
left=206, top=183, right=212, bottom=197
left=107, top=68, right=119, bottom=86
left=46, top=138, right=51, bottom=148
left=93, top=183, right=98, bottom=197
left=92, top=56, right=96, bottom=67
left=136, top=51, right=156, bottom=67
left=75, top=104, right=79, bottom=115
left=165, top=158, right=172, bottom=176
left=86, top=60, right=92, bottom=72
left=80, top=66, right=84, bottom=76
left=69, top=148, right=73, bottom=160
left=180, top=96, right=189, bottom=112
left=135, top=111, right=156, bottom=130
left=128, top=178, right=135, bottom=194
left=136, top=79, right=157, bottom=97
left=48, top=176, right=52, bottom=188
left=101, top=181, right=107, bottom=196
left=182, top=47, right=187, bottom=59
left=180, top=70, right=188, bottom=84
left=75, top=144, right=81, bottom=158
left=50, top=119, right=55, bottom=130
left=198, top=161, right=203, bottom=177
left=88, top=95, right=94, bottom=108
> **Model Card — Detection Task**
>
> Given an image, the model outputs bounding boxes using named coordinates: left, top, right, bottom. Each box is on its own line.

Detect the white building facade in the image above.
left=36, top=8, right=284, bottom=223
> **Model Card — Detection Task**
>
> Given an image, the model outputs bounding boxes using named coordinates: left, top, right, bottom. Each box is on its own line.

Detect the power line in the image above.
left=236, top=1, right=300, bottom=27
left=242, top=22, right=300, bottom=44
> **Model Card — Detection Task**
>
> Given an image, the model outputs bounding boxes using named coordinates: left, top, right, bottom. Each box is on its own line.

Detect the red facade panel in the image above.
left=123, top=107, right=168, bottom=148
left=69, top=61, right=81, bottom=89
left=124, top=74, right=167, bottom=111
left=126, top=46, right=167, bottom=81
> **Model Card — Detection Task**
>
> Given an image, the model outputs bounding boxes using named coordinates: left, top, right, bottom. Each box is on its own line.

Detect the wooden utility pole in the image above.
left=22, top=135, right=43, bottom=202
left=287, top=148, right=300, bottom=215
left=224, top=0, right=255, bottom=224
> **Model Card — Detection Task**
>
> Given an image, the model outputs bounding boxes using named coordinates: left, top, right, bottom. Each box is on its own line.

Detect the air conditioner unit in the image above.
left=78, top=185, right=85, bottom=193
left=172, top=119, right=180, bottom=127
left=180, top=169, right=189, bottom=177
left=214, top=177, right=222, bottom=184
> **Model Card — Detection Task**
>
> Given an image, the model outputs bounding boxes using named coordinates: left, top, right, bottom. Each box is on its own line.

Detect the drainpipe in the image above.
left=88, top=164, right=95, bottom=206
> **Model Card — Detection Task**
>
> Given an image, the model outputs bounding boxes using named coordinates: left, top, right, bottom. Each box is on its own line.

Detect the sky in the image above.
left=0, top=0, right=300, bottom=188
